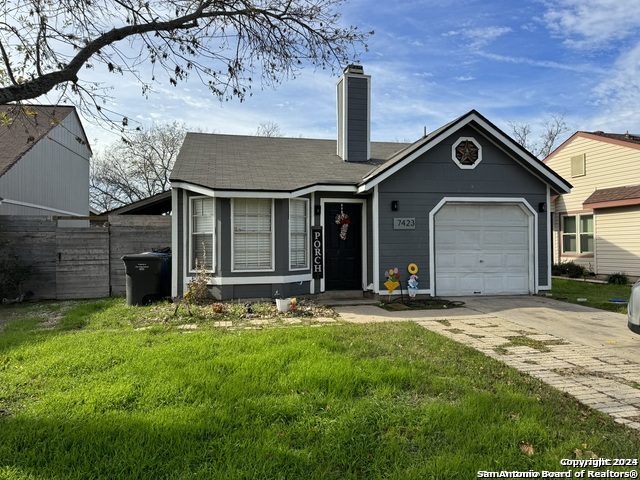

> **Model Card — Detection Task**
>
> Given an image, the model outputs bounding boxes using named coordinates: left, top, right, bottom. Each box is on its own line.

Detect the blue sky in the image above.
left=81, top=0, right=640, bottom=151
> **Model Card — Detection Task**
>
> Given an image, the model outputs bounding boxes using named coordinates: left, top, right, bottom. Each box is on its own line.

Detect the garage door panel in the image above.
left=457, top=252, right=480, bottom=270
left=460, top=275, right=483, bottom=293
left=482, top=231, right=505, bottom=247
left=437, top=253, right=457, bottom=268
left=482, top=275, right=506, bottom=294
left=482, top=253, right=504, bottom=268
left=506, top=253, right=528, bottom=268
left=506, top=230, right=527, bottom=245
left=435, top=204, right=531, bottom=296
left=459, top=231, right=481, bottom=248
left=435, top=229, right=457, bottom=246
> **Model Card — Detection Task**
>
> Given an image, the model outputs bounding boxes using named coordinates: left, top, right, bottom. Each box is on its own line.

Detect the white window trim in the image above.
left=189, top=196, right=215, bottom=273
left=289, top=198, right=310, bottom=271
left=561, top=213, right=593, bottom=255
left=231, top=198, right=275, bottom=273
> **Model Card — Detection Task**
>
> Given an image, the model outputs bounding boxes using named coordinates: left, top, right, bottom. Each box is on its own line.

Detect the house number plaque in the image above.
left=393, top=218, right=416, bottom=230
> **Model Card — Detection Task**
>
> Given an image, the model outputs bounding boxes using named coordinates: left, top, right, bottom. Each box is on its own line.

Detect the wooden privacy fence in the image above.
left=0, top=215, right=171, bottom=300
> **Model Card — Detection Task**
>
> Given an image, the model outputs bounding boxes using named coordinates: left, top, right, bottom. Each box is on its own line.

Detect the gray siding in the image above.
left=378, top=126, right=550, bottom=291
left=0, top=113, right=90, bottom=216
left=346, top=76, right=369, bottom=162
left=179, top=191, right=314, bottom=299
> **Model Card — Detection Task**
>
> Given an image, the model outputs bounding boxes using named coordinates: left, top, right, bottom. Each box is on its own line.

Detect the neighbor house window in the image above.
left=233, top=198, right=273, bottom=271
left=289, top=199, right=309, bottom=270
left=580, top=215, right=594, bottom=253
left=562, top=214, right=593, bottom=254
left=191, top=197, right=214, bottom=270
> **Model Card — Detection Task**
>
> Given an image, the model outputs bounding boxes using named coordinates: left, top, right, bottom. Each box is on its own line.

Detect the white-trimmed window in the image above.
left=232, top=198, right=273, bottom=271
left=289, top=199, right=309, bottom=270
left=191, top=197, right=214, bottom=270
left=562, top=214, right=593, bottom=254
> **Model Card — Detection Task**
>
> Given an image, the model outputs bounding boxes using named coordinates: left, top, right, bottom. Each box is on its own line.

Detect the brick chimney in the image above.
left=337, top=65, right=370, bottom=162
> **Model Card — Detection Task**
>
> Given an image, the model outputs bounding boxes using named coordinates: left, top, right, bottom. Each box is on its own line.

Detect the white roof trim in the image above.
left=358, top=112, right=571, bottom=194
left=172, top=181, right=358, bottom=199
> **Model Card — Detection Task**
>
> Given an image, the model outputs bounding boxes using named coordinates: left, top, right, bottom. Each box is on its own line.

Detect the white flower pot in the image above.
left=276, top=298, right=290, bottom=312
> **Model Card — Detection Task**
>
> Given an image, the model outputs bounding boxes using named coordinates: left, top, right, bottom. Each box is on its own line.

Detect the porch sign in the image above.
left=311, top=226, right=323, bottom=279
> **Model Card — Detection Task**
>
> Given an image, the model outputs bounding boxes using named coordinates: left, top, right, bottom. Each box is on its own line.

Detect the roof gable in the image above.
left=545, top=131, right=640, bottom=163
left=0, top=105, right=86, bottom=178
left=358, top=110, right=571, bottom=194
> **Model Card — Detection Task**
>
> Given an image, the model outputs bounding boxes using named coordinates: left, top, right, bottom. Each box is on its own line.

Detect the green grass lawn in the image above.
left=1, top=298, right=639, bottom=479
left=550, top=278, right=632, bottom=314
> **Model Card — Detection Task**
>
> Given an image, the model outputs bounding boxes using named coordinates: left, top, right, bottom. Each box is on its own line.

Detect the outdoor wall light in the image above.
left=314, top=205, right=322, bottom=215
left=538, top=202, right=547, bottom=213
left=391, top=200, right=399, bottom=211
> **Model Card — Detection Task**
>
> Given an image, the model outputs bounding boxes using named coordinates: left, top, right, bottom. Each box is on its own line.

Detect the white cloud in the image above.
left=476, top=51, right=606, bottom=74
left=455, top=75, right=475, bottom=82
left=465, top=26, right=513, bottom=49
left=591, top=43, right=640, bottom=110
left=543, top=0, right=640, bottom=49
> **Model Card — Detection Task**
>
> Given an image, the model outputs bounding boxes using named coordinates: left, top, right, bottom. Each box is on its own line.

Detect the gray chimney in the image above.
left=337, top=65, right=370, bottom=162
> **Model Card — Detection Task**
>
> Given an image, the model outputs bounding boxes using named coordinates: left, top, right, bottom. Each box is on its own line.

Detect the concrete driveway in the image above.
left=336, top=295, right=640, bottom=362
left=335, top=295, right=640, bottom=429
left=335, top=296, right=640, bottom=430
left=454, top=295, right=640, bottom=363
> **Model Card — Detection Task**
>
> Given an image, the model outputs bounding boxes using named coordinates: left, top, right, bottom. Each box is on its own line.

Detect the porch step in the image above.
left=313, top=291, right=379, bottom=307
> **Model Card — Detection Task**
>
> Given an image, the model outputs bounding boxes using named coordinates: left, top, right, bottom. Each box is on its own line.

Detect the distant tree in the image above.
left=508, top=113, right=570, bottom=159
left=90, top=122, right=188, bottom=212
left=0, top=0, right=370, bottom=130
left=254, top=121, right=285, bottom=137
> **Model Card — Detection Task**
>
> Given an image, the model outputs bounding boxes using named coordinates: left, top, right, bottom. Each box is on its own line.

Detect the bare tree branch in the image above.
left=90, top=122, right=190, bottom=212
left=508, top=112, right=569, bottom=159
left=0, top=0, right=370, bottom=131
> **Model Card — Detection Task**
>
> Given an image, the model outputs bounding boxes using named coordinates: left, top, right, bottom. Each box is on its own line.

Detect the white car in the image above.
left=629, top=280, right=640, bottom=334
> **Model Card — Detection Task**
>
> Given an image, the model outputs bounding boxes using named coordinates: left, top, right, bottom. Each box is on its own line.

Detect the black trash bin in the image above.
left=122, top=252, right=172, bottom=306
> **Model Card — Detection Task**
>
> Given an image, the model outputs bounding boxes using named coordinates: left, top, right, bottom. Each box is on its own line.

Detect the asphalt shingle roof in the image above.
left=170, top=133, right=410, bottom=192
left=584, top=185, right=640, bottom=205
left=0, top=105, right=75, bottom=178
left=588, top=131, right=640, bottom=146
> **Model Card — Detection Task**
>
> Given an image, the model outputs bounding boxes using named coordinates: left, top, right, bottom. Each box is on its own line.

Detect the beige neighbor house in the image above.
left=544, top=131, right=640, bottom=278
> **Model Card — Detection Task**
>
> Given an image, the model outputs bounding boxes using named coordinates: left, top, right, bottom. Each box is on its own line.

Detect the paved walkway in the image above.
left=335, top=296, right=640, bottom=430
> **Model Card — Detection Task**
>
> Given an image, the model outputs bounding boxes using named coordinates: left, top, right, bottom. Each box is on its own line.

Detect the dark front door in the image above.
left=324, top=202, right=362, bottom=290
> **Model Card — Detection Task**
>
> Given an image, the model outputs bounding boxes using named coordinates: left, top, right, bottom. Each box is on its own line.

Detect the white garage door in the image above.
left=435, top=204, right=531, bottom=296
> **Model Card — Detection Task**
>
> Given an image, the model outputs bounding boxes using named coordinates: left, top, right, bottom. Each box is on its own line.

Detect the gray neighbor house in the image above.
left=170, top=65, right=571, bottom=300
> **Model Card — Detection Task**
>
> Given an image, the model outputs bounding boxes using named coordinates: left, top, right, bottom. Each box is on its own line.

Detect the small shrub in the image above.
left=552, top=261, right=593, bottom=279
left=184, top=243, right=212, bottom=306
left=566, top=262, right=586, bottom=278
left=607, top=272, right=629, bottom=285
